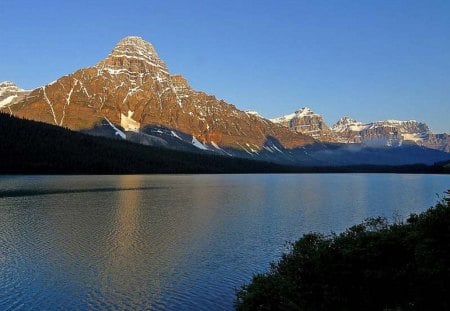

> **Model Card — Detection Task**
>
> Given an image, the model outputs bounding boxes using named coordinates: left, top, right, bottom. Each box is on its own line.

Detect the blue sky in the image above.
left=1, top=0, right=449, bottom=132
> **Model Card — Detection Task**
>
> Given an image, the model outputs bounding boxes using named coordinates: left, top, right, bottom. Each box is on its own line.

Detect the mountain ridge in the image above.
left=330, top=116, right=449, bottom=152
left=1, top=36, right=449, bottom=167
left=3, top=36, right=314, bottom=154
left=271, top=107, right=449, bottom=152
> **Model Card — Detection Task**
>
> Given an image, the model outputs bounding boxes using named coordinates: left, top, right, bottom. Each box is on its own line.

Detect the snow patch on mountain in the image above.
left=0, top=95, right=18, bottom=108
left=171, top=130, right=182, bottom=140
left=0, top=81, right=30, bottom=108
left=105, top=117, right=126, bottom=139
left=270, top=107, right=318, bottom=124
left=332, top=117, right=367, bottom=133
left=331, top=117, right=437, bottom=148
left=192, top=136, right=208, bottom=150
left=402, top=133, right=423, bottom=143
left=245, top=110, right=263, bottom=118
left=120, top=110, right=140, bottom=132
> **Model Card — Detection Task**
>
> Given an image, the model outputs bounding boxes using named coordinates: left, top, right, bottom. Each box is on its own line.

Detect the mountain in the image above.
left=271, top=107, right=449, bottom=153
left=3, top=36, right=313, bottom=157
left=423, top=133, right=450, bottom=153
left=270, top=107, right=335, bottom=142
left=332, top=117, right=449, bottom=152
left=2, top=36, right=449, bottom=167
left=1, top=112, right=448, bottom=173
left=0, top=81, right=30, bottom=110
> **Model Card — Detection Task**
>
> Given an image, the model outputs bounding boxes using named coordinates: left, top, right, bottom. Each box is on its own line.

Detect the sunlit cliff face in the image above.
left=3, top=36, right=313, bottom=152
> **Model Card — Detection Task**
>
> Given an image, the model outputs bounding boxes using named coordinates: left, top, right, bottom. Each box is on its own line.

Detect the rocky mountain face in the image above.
left=331, top=117, right=367, bottom=143
left=3, top=36, right=313, bottom=155
left=2, top=36, right=448, bottom=166
left=331, top=117, right=449, bottom=152
left=271, top=106, right=449, bottom=153
left=270, top=107, right=336, bottom=142
left=422, top=133, right=450, bottom=153
left=0, top=81, right=30, bottom=110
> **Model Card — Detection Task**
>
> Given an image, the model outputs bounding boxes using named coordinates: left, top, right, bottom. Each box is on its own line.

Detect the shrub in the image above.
left=236, top=190, right=450, bottom=310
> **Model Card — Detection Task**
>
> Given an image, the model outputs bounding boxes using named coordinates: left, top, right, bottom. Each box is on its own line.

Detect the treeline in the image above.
left=0, top=113, right=448, bottom=174
left=236, top=191, right=450, bottom=310
left=0, top=113, right=299, bottom=174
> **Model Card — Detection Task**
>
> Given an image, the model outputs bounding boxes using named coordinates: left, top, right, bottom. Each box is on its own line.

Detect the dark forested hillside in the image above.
left=0, top=113, right=448, bottom=174
left=0, top=113, right=298, bottom=174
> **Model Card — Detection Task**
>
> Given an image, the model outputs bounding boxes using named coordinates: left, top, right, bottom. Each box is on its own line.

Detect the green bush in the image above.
left=236, top=191, right=450, bottom=310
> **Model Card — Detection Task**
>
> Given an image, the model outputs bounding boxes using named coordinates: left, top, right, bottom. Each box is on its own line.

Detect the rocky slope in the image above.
left=270, top=107, right=335, bottom=142
left=2, top=36, right=448, bottom=165
left=422, top=133, right=450, bottom=153
left=332, top=117, right=449, bottom=152
left=3, top=36, right=314, bottom=155
left=271, top=105, right=449, bottom=152
left=0, top=81, right=31, bottom=110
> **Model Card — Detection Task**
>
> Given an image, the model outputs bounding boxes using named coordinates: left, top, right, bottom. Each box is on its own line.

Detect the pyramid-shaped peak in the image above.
left=119, top=36, right=148, bottom=44
left=114, top=36, right=158, bottom=55
left=97, top=36, right=169, bottom=74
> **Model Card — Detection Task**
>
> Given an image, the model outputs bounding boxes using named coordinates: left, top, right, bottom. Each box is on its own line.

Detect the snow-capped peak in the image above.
left=295, top=107, right=317, bottom=117
left=96, top=36, right=169, bottom=75
left=332, top=117, right=428, bottom=132
left=369, top=120, right=430, bottom=134
left=331, top=116, right=434, bottom=146
left=0, top=81, right=30, bottom=108
left=112, top=36, right=158, bottom=57
left=0, top=81, right=25, bottom=92
left=332, top=117, right=367, bottom=133
left=335, top=116, right=360, bottom=125
left=0, top=81, right=17, bottom=88
left=270, top=107, right=318, bottom=123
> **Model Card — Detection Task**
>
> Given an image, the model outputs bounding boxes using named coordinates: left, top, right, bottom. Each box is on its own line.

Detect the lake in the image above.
left=0, top=174, right=448, bottom=310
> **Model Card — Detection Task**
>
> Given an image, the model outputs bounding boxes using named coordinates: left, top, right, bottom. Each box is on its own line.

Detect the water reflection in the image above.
left=0, top=174, right=448, bottom=310
left=95, top=175, right=151, bottom=309
left=112, top=175, right=143, bottom=259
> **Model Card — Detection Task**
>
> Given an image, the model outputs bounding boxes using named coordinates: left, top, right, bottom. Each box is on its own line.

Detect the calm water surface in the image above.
left=0, top=174, right=448, bottom=310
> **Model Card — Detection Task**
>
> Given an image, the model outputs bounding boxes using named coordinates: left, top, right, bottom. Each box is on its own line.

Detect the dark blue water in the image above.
left=0, top=174, right=448, bottom=310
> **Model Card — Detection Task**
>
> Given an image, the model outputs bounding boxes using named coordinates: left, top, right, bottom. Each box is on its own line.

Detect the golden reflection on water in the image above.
left=113, top=175, right=142, bottom=255
left=97, top=175, right=155, bottom=309
left=96, top=175, right=233, bottom=309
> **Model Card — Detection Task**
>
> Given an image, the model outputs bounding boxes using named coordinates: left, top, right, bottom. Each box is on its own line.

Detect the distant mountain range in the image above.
left=271, top=107, right=449, bottom=152
left=1, top=36, right=449, bottom=167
